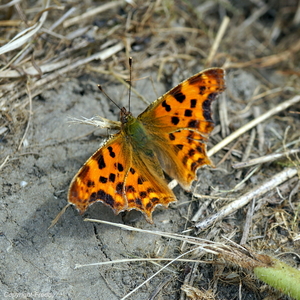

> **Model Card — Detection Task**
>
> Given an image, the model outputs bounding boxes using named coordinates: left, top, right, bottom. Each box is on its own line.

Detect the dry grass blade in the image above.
left=206, top=16, right=230, bottom=67
left=0, top=0, right=50, bottom=55
left=63, top=1, right=124, bottom=28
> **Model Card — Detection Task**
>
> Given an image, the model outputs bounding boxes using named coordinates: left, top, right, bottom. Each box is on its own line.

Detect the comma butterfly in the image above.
left=68, top=68, right=226, bottom=223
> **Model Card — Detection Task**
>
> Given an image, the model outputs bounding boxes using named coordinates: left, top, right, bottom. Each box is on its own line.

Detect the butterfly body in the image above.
left=68, top=68, right=226, bottom=223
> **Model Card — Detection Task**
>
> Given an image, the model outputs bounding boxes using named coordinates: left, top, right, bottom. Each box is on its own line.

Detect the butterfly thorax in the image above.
left=120, top=107, right=154, bottom=156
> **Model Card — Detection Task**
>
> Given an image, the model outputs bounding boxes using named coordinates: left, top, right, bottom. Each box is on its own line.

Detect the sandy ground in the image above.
left=1, top=64, right=297, bottom=300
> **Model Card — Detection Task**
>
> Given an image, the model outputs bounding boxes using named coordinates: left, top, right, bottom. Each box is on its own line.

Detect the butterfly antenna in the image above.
left=97, top=85, right=122, bottom=111
left=128, top=57, right=133, bottom=112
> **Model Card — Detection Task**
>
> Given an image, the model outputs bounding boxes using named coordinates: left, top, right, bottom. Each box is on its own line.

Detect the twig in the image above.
left=240, top=199, right=255, bottom=245
left=194, top=167, right=298, bottom=231
left=206, top=15, right=230, bottom=66
left=235, top=128, right=256, bottom=180
left=0, top=155, right=10, bottom=171
left=232, top=148, right=300, bottom=169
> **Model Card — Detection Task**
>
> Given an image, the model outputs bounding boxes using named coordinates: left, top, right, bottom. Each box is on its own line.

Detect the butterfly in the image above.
left=68, top=68, right=226, bottom=223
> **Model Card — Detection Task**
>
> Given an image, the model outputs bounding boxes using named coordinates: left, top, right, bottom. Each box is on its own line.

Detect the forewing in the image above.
left=138, top=68, right=226, bottom=188
left=68, top=133, right=130, bottom=215
left=68, top=132, right=176, bottom=223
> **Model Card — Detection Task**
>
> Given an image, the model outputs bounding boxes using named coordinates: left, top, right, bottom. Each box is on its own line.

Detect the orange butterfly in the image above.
left=68, top=68, right=226, bottom=223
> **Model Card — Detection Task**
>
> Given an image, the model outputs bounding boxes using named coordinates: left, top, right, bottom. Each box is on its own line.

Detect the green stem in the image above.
left=254, top=257, right=300, bottom=300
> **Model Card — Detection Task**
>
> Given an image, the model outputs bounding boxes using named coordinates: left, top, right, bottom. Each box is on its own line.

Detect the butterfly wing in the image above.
left=68, top=130, right=176, bottom=223
left=68, top=133, right=129, bottom=215
left=138, top=68, right=226, bottom=189
left=122, top=145, right=176, bottom=223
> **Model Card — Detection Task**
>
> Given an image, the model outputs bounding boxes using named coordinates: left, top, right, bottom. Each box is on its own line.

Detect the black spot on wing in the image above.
left=135, top=198, right=142, bottom=206
left=89, top=192, right=97, bottom=202
left=87, top=180, right=95, bottom=187
left=97, top=189, right=115, bottom=207
left=171, top=116, right=180, bottom=125
left=191, top=162, right=197, bottom=172
left=126, top=185, right=136, bottom=193
left=202, top=99, right=211, bottom=110
left=169, top=133, right=175, bottom=141
left=196, top=146, right=204, bottom=153
left=140, top=191, right=147, bottom=198
left=203, top=110, right=212, bottom=121
left=107, top=146, right=116, bottom=158
left=170, top=85, right=186, bottom=103
left=115, top=163, right=124, bottom=172
left=109, top=173, right=116, bottom=182
left=188, top=149, right=195, bottom=157
left=97, top=155, right=106, bottom=169
left=184, top=109, right=192, bottom=117
left=99, top=176, right=107, bottom=183
left=207, top=93, right=218, bottom=101
left=116, top=182, right=123, bottom=195
left=174, top=92, right=185, bottom=103
left=188, top=120, right=200, bottom=128
left=199, top=86, right=206, bottom=95
left=190, top=99, right=197, bottom=108
left=146, top=202, right=152, bottom=209
left=151, top=197, right=159, bottom=204
left=162, top=100, right=171, bottom=112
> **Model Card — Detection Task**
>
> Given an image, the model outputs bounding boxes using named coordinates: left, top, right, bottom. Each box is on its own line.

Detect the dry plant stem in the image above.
left=0, top=155, right=10, bottom=171
left=63, top=1, right=124, bottom=28
left=240, top=199, right=255, bottom=245
left=289, top=180, right=300, bottom=210
left=253, top=107, right=264, bottom=154
left=194, top=167, right=298, bottom=231
left=191, top=198, right=213, bottom=222
left=18, top=83, right=32, bottom=150
left=219, top=93, right=229, bottom=138
left=148, top=275, right=173, bottom=300
left=216, top=138, right=240, bottom=167
left=206, top=16, right=230, bottom=67
left=0, top=0, right=21, bottom=9
left=208, top=95, right=300, bottom=157
left=75, top=258, right=203, bottom=269
left=179, top=262, right=200, bottom=300
left=235, top=128, right=256, bottom=180
left=238, top=4, right=269, bottom=32
left=232, top=148, right=300, bottom=169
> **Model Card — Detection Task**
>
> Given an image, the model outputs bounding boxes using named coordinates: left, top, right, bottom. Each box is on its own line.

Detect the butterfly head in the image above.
left=120, top=107, right=134, bottom=127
